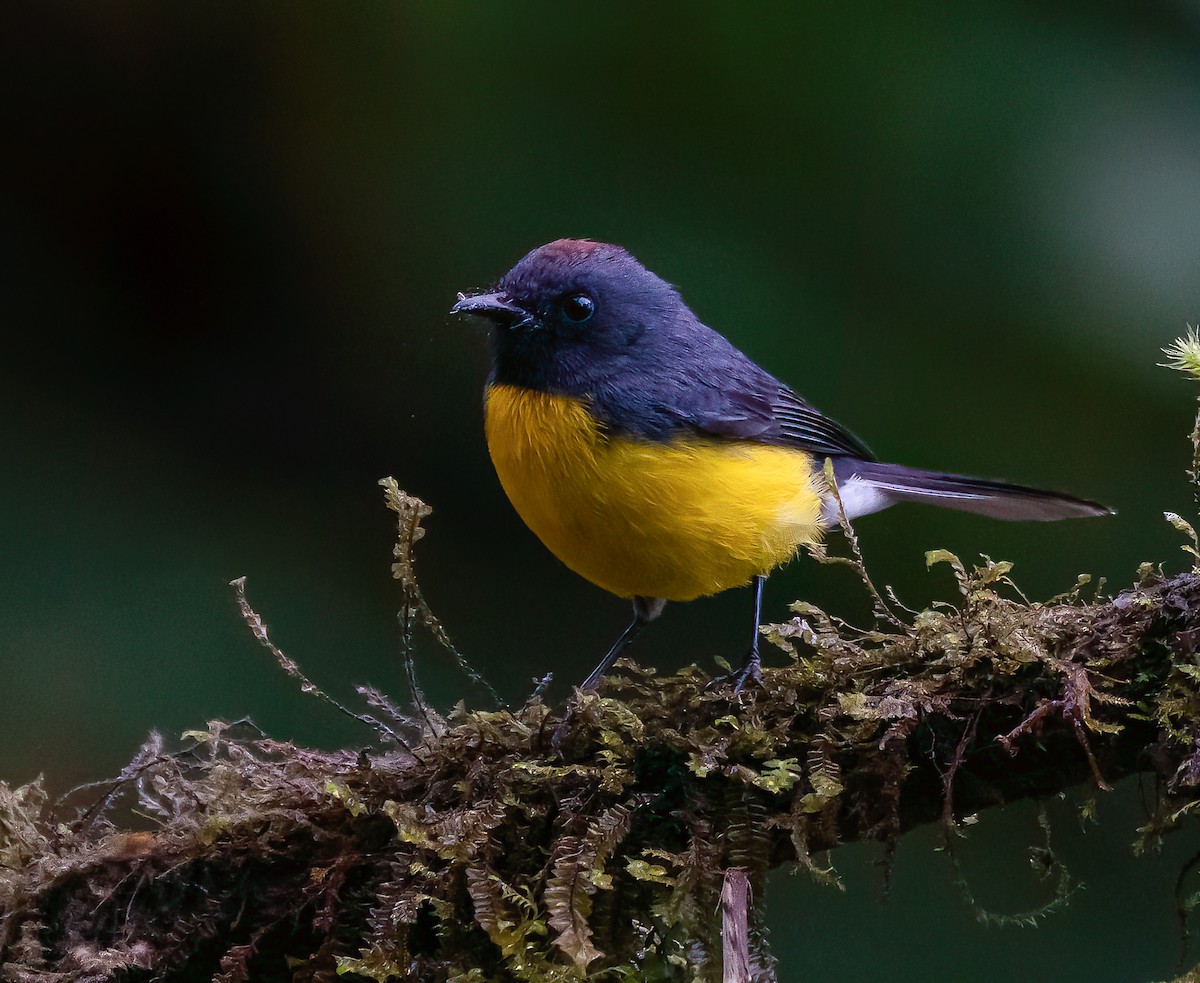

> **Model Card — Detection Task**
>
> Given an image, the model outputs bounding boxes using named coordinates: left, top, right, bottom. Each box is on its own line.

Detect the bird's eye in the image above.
left=560, top=292, right=595, bottom=324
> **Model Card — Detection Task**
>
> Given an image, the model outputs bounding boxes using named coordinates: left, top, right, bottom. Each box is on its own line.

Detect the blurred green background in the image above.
left=4, top=3, right=1199, bottom=979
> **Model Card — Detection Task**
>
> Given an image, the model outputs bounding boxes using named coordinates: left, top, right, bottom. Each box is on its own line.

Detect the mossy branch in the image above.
left=3, top=506, right=1200, bottom=982
left=5, top=331, right=1200, bottom=981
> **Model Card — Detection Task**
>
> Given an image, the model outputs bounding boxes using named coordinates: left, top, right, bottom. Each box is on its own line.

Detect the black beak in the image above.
left=450, top=291, right=531, bottom=327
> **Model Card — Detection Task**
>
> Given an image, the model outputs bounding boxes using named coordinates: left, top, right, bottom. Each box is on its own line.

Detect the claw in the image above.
left=730, top=660, right=765, bottom=695
left=705, top=652, right=765, bottom=696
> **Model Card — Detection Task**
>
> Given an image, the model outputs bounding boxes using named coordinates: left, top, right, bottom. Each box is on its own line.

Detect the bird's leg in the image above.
left=713, top=575, right=767, bottom=694
left=580, top=595, right=666, bottom=691
left=552, top=596, right=666, bottom=753
left=579, top=617, right=644, bottom=692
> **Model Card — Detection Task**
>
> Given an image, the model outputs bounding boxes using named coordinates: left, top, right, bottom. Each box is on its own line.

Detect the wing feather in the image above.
left=681, top=381, right=873, bottom=460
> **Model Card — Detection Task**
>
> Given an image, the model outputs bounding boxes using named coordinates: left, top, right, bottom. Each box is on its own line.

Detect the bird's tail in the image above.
left=826, top=459, right=1112, bottom=522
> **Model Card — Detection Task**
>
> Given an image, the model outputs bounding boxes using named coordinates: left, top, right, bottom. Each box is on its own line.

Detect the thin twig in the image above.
left=229, top=576, right=408, bottom=748
left=379, top=478, right=501, bottom=710
left=818, top=459, right=907, bottom=630
left=1174, top=845, right=1200, bottom=968
left=946, top=804, right=1078, bottom=929
left=942, top=707, right=984, bottom=836
left=527, top=672, right=554, bottom=705
left=720, top=868, right=753, bottom=983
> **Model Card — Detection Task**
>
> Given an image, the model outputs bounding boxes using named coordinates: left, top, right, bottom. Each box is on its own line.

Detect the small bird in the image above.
left=452, top=239, right=1110, bottom=691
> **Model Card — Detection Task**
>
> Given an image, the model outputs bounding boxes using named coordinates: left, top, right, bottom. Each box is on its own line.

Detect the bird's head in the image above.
left=451, top=239, right=685, bottom=392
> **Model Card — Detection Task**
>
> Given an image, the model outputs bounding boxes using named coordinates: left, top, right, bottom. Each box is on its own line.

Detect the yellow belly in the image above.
left=484, top=383, right=827, bottom=601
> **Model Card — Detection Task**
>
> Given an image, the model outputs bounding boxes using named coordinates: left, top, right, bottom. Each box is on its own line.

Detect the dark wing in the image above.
left=769, top=385, right=874, bottom=460
left=684, top=381, right=875, bottom=461
left=587, top=313, right=874, bottom=459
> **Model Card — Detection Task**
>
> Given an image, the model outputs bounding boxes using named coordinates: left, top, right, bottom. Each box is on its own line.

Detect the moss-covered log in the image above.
left=3, top=521, right=1200, bottom=982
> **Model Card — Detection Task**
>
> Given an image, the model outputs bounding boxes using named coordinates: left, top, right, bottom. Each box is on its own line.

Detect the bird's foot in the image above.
left=549, top=683, right=603, bottom=754
left=706, top=652, right=765, bottom=696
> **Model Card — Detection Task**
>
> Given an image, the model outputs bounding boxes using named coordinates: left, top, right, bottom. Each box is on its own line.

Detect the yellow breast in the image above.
left=484, top=383, right=827, bottom=601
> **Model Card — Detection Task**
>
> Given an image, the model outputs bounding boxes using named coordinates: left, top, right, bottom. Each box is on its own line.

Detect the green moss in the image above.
left=3, top=502, right=1200, bottom=982
left=10, top=355, right=1200, bottom=980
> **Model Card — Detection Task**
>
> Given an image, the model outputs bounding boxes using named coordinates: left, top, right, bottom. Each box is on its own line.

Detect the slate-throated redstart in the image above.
left=452, top=239, right=1110, bottom=691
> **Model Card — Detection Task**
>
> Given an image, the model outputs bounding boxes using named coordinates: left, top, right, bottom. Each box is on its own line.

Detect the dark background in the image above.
left=4, top=4, right=1199, bottom=979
